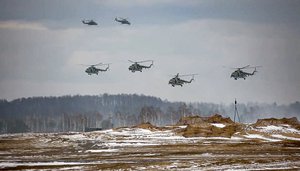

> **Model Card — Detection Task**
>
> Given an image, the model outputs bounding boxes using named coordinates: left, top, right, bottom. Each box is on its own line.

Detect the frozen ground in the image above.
left=0, top=124, right=300, bottom=170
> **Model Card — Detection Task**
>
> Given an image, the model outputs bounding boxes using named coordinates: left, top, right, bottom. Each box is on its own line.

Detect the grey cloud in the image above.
left=0, top=1, right=300, bottom=104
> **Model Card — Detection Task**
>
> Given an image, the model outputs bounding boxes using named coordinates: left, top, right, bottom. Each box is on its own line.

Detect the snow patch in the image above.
left=271, top=134, right=300, bottom=141
left=255, top=125, right=300, bottom=134
left=244, top=134, right=281, bottom=142
left=85, top=149, right=119, bottom=153
left=211, top=123, right=226, bottom=128
left=0, top=161, right=98, bottom=169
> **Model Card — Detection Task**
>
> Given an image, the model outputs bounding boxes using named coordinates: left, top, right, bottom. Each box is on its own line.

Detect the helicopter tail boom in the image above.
left=188, top=75, right=196, bottom=83
left=251, top=67, right=258, bottom=75
left=144, top=62, right=153, bottom=68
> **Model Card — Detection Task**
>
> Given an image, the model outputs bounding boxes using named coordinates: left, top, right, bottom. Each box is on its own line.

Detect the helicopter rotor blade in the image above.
left=129, top=60, right=153, bottom=63
left=92, top=63, right=103, bottom=66
left=79, top=62, right=102, bottom=67
left=100, top=63, right=112, bottom=66
left=136, top=60, right=153, bottom=63
left=240, top=65, right=251, bottom=69
left=247, top=65, right=262, bottom=69
left=178, top=74, right=198, bottom=77
left=230, top=65, right=250, bottom=70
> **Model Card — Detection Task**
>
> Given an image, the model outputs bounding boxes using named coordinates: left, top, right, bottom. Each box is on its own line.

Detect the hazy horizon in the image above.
left=2, top=93, right=299, bottom=107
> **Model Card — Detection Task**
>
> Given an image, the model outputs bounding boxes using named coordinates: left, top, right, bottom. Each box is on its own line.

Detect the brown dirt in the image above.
left=175, top=114, right=242, bottom=138
left=201, top=113, right=235, bottom=124
left=177, top=115, right=204, bottom=125
left=132, top=122, right=159, bottom=130
left=177, top=114, right=234, bottom=126
left=181, top=123, right=240, bottom=138
left=253, top=117, right=300, bottom=129
left=1, top=121, right=300, bottom=170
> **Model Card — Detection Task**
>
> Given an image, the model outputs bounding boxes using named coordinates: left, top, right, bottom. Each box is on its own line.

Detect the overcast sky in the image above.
left=0, top=0, right=299, bottom=104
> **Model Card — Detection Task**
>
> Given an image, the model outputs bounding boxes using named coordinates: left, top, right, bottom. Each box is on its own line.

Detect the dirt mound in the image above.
left=202, top=114, right=234, bottom=124
left=176, top=114, right=239, bottom=137
left=253, top=117, right=300, bottom=129
left=132, top=122, right=159, bottom=130
left=181, top=123, right=239, bottom=138
left=177, top=114, right=234, bottom=126
left=177, top=115, right=204, bottom=125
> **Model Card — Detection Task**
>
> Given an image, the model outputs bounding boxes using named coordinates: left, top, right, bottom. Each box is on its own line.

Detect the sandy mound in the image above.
left=182, top=124, right=238, bottom=138
left=253, top=117, right=300, bottom=129
left=177, top=114, right=234, bottom=126
left=176, top=114, right=241, bottom=138
left=177, top=115, right=204, bottom=125
left=201, top=114, right=235, bottom=124
left=132, top=122, right=159, bottom=130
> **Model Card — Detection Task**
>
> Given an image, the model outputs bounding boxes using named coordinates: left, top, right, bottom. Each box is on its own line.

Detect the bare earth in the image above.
left=0, top=124, right=300, bottom=170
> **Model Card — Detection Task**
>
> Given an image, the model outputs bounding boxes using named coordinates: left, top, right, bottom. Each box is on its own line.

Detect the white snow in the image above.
left=0, top=161, right=100, bottom=168
left=85, top=149, right=119, bottom=153
left=178, top=125, right=188, bottom=129
left=255, top=125, right=300, bottom=134
left=244, top=134, right=281, bottom=142
left=61, top=134, right=88, bottom=141
left=271, top=134, right=300, bottom=141
left=211, top=123, right=226, bottom=128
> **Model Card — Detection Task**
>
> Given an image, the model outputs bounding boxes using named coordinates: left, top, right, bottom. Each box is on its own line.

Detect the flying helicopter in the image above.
left=115, top=17, right=131, bottom=25
left=81, top=63, right=110, bottom=75
left=128, top=60, right=153, bottom=72
left=168, top=73, right=197, bottom=87
left=230, top=65, right=261, bottom=80
left=82, top=19, right=98, bottom=25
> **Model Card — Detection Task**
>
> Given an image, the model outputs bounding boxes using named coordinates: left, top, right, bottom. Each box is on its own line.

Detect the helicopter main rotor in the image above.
left=230, top=65, right=262, bottom=70
left=170, top=73, right=198, bottom=77
left=80, top=63, right=111, bottom=67
left=231, top=65, right=250, bottom=70
left=128, top=60, right=153, bottom=64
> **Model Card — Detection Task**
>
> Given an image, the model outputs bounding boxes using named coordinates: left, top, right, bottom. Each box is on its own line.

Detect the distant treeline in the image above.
left=0, top=94, right=299, bottom=133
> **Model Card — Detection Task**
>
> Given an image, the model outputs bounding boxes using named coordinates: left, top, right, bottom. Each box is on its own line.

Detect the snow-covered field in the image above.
left=0, top=124, right=300, bottom=170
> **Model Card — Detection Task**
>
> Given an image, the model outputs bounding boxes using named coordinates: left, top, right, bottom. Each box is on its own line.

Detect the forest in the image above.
left=0, top=94, right=299, bottom=133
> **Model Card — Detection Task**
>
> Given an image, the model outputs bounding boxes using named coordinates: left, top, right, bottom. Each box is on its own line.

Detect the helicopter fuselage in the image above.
left=85, top=66, right=108, bottom=75
left=231, top=69, right=255, bottom=80
left=129, top=63, right=152, bottom=72
left=82, top=20, right=98, bottom=25
left=168, top=76, right=193, bottom=87
left=115, top=18, right=130, bottom=25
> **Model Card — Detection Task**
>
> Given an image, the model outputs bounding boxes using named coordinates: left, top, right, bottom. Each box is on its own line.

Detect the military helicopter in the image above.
left=230, top=65, right=261, bottom=80
left=128, top=60, right=153, bottom=72
left=168, top=73, right=197, bottom=87
left=81, top=63, right=110, bottom=75
left=82, top=19, right=98, bottom=25
left=115, top=17, right=131, bottom=25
